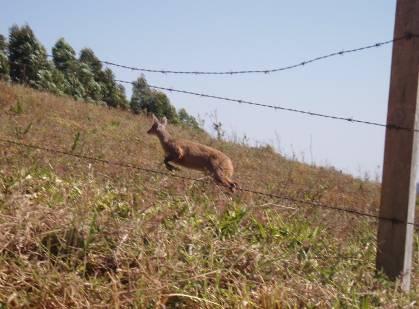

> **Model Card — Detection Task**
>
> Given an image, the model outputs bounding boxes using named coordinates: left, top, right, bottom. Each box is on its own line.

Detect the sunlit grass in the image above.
left=0, top=82, right=417, bottom=307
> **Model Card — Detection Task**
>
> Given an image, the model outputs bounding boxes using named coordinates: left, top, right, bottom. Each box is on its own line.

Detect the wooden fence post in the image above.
left=376, top=0, right=419, bottom=292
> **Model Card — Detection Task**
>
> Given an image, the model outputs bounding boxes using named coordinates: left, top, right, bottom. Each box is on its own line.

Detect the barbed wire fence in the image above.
left=2, top=33, right=419, bottom=268
left=117, top=80, right=419, bottom=133
left=19, top=33, right=406, bottom=133
left=0, top=137, right=374, bottom=262
left=3, top=34, right=419, bottom=225
left=1, top=137, right=418, bottom=230
left=98, top=34, right=418, bottom=132
left=99, top=34, right=416, bottom=75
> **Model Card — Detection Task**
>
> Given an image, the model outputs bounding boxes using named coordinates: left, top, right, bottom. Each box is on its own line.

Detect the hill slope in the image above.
left=0, top=82, right=417, bottom=307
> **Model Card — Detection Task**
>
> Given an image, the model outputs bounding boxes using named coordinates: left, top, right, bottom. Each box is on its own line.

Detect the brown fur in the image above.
left=147, top=115, right=238, bottom=191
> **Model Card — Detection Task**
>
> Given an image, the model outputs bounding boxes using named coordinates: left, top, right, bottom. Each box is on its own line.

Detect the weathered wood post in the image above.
left=376, top=0, right=419, bottom=292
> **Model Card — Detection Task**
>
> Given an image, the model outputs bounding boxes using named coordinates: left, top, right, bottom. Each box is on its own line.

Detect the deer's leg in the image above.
left=164, top=153, right=180, bottom=171
left=213, top=169, right=237, bottom=192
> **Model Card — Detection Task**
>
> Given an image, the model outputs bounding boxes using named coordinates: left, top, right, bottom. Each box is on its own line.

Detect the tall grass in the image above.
left=0, top=82, right=417, bottom=307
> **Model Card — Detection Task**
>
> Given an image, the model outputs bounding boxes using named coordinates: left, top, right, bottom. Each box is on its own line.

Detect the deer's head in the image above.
left=147, top=114, right=168, bottom=135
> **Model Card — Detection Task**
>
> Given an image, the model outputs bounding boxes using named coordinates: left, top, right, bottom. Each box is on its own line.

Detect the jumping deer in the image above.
left=147, top=114, right=238, bottom=191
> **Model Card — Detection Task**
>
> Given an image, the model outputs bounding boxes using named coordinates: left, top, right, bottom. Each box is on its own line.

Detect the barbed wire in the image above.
left=43, top=34, right=418, bottom=76
left=9, top=60, right=413, bottom=133
left=115, top=79, right=419, bottom=133
left=13, top=33, right=414, bottom=132
left=99, top=34, right=417, bottom=75
left=7, top=62, right=419, bottom=133
left=8, top=59, right=412, bottom=132
left=1, top=137, right=418, bottom=229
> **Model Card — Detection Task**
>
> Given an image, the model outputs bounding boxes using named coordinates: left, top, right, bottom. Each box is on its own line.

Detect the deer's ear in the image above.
left=151, top=114, right=158, bottom=123
left=161, top=117, right=168, bottom=126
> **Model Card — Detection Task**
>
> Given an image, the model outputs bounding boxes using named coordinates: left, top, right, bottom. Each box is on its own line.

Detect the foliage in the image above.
left=2, top=24, right=200, bottom=131
left=99, top=68, right=128, bottom=108
left=149, top=91, right=178, bottom=122
left=79, top=48, right=102, bottom=75
left=51, top=38, right=85, bottom=99
left=178, top=108, right=200, bottom=130
left=0, top=34, right=6, bottom=51
left=0, top=82, right=416, bottom=308
left=62, top=63, right=87, bottom=101
left=130, top=75, right=150, bottom=114
left=52, top=38, right=76, bottom=72
left=8, top=24, right=48, bottom=85
left=130, top=75, right=200, bottom=128
left=76, top=62, right=103, bottom=102
left=35, top=63, right=67, bottom=95
left=0, top=34, right=9, bottom=80
left=130, top=76, right=177, bottom=121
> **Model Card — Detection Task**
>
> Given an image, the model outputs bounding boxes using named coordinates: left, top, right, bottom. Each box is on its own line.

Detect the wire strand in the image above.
left=1, top=137, right=417, bottom=229
left=115, top=80, right=419, bottom=133
left=99, top=34, right=416, bottom=75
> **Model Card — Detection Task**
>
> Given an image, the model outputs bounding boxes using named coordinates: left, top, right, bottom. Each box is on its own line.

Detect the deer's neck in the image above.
left=156, top=129, right=172, bottom=147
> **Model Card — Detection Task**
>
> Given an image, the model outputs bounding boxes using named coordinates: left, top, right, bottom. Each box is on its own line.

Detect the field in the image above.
left=0, top=81, right=418, bottom=308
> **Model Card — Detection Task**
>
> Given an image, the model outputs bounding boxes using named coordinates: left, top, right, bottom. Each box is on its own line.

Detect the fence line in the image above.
left=1, top=137, right=418, bottom=229
left=115, top=79, right=419, bottom=133
left=12, top=33, right=415, bottom=132
left=99, top=34, right=417, bottom=75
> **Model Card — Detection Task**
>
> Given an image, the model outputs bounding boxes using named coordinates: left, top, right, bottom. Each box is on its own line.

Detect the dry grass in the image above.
left=0, top=81, right=418, bottom=308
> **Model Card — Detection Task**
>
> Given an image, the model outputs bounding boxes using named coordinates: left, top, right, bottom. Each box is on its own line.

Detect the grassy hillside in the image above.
left=0, top=81, right=417, bottom=308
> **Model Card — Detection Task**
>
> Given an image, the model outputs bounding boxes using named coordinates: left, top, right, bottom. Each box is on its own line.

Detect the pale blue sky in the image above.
left=1, top=1, right=398, bottom=179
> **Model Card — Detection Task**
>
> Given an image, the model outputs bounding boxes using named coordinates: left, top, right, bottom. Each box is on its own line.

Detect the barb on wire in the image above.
left=115, top=79, right=419, bottom=133
left=44, top=34, right=418, bottom=76
left=8, top=61, right=418, bottom=132
left=97, top=34, right=416, bottom=75
left=1, top=137, right=418, bottom=229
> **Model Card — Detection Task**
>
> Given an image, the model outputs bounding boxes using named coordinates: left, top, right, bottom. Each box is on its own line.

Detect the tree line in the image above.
left=0, top=24, right=200, bottom=129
